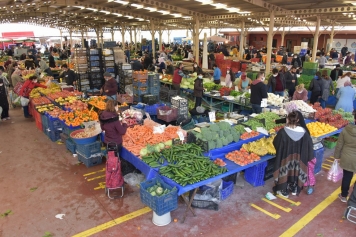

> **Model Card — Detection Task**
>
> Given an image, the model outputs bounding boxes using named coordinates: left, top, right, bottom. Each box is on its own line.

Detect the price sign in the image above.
left=244, top=127, right=252, bottom=133
left=177, top=131, right=185, bottom=141
left=208, top=111, right=216, bottom=122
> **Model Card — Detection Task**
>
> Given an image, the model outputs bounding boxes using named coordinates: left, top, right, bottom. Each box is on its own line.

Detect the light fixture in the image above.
left=352, top=3, right=356, bottom=6
left=131, top=4, right=143, bottom=8
left=86, top=8, right=97, bottom=11
left=113, top=13, right=122, bottom=16
left=100, top=10, right=110, bottom=14
left=195, top=0, right=213, bottom=4
left=171, top=13, right=182, bottom=17
left=146, top=7, right=157, bottom=12
left=135, top=18, right=145, bottom=21
left=211, top=3, right=227, bottom=9
left=114, top=0, right=129, bottom=4
left=74, top=6, right=85, bottom=9
left=226, top=7, right=240, bottom=12
left=124, top=15, right=134, bottom=19
left=157, top=10, right=170, bottom=15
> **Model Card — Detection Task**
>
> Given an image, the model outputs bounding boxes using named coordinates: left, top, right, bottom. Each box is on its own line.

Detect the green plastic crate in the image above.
left=303, top=62, right=318, bottom=69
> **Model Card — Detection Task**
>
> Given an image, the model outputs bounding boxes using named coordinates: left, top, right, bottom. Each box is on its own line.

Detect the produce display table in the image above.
left=315, top=128, right=343, bottom=140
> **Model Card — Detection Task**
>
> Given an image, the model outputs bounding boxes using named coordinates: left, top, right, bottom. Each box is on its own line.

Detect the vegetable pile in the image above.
left=255, top=112, right=281, bottom=130
left=146, top=181, right=174, bottom=197
left=225, top=149, right=260, bottom=166
left=191, top=121, right=240, bottom=150
left=240, top=130, right=259, bottom=140
left=58, top=109, right=99, bottom=127
left=158, top=144, right=227, bottom=186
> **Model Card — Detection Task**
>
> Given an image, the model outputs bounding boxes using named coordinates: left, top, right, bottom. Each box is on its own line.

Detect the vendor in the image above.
left=102, top=72, right=118, bottom=101
left=292, top=84, right=308, bottom=102
left=164, top=60, right=174, bottom=75
left=193, top=73, right=204, bottom=108
left=59, top=64, right=76, bottom=86
left=224, top=67, right=234, bottom=88
left=212, top=64, right=221, bottom=85
left=157, top=57, right=166, bottom=74
left=335, top=81, right=355, bottom=113
left=267, top=68, right=286, bottom=96
left=285, top=66, right=298, bottom=98
left=37, top=56, right=53, bottom=76
left=237, top=74, right=251, bottom=92
left=250, top=72, right=267, bottom=114
left=172, top=63, right=186, bottom=91
left=99, top=100, right=128, bottom=152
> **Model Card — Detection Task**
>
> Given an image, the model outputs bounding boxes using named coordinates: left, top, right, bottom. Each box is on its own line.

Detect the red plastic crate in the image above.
left=34, top=111, right=43, bottom=131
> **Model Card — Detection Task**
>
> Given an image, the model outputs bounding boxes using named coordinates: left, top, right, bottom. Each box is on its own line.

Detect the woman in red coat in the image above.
left=19, top=75, right=47, bottom=118
left=99, top=100, right=128, bottom=152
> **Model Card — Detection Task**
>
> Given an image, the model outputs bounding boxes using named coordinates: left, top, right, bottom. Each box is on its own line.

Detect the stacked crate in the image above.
left=133, top=71, right=148, bottom=102
left=117, top=63, right=133, bottom=94
left=171, top=96, right=188, bottom=118
left=73, top=49, right=90, bottom=92
left=88, top=49, right=104, bottom=90
left=148, top=73, right=160, bottom=96
left=76, top=141, right=103, bottom=168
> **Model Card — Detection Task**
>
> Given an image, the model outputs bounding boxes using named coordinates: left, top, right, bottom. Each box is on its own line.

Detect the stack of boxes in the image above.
left=171, top=96, right=188, bottom=118
left=133, top=71, right=148, bottom=102
left=148, top=73, right=160, bottom=96
left=117, top=63, right=133, bottom=95
left=76, top=141, right=103, bottom=168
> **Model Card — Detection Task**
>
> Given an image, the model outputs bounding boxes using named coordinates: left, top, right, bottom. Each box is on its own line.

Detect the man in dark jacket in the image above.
left=291, top=55, right=302, bottom=68
left=341, top=46, right=348, bottom=58
left=285, top=66, right=298, bottom=98
left=193, top=73, right=204, bottom=108
left=330, top=64, right=343, bottom=81
left=250, top=72, right=267, bottom=114
left=102, top=72, right=118, bottom=100
left=131, top=60, right=143, bottom=71
left=59, top=64, right=76, bottom=86
left=268, top=68, right=286, bottom=96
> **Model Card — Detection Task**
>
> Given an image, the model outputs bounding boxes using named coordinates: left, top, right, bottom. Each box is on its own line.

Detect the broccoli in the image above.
left=232, top=133, right=240, bottom=142
left=222, top=138, right=229, bottom=146
left=219, top=130, right=224, bottom=137
left=218, top=121, right=231, bottom=131
left=227, top=134, right=233, bottom=143
left=209, top=124, right=219, bottom=132
left=216, top=140, right=223, bottom=148
left=195, top=133, right=203, bottom=140
left=208, top=141, right=216, bottom=150
left=223, top=130, right=230, bottom=137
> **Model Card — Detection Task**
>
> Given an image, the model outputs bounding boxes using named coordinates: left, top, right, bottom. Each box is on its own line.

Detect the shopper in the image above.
left=11, top=68, right=24, bottom=89
left=320, top=69, right=334, bottom=108
left=317, top=53, right=328, bottom=69
left=37, top=56, right=53, bottom=76
left=99, top=100, right=128, bottom=151
left=131, top=59, right=143, bottom=71
left=334, top=112, right=356, bottom=203
left=172, top=63, right=186, bottom=91
left=291, top=55, right=302, bottom=68
left=285, top=66, right=298, bottom=98
left=193, top=73, right=204, bottom=108
left=268, top=68, right=286, bottom=96
left=237, top=74, right=251, bottom=92
left=343, top=52, right=352, bottom=65
left=309, top=72, right=324, bottom=105
left=279, top=66, right=288, bottom=75
left=48, top=51, right=56, bottom=68
left=24, top=56, right=35, bottom=70
left=59, top=64, right=76, bottom=86
left=192, top=62, right=203, bottom=75
left=0, top=78, right=10, bottom=121
left=143, top=54, right=153, bottom=69
left=224, top=67, right=234, bottom=88
left=19, top=76, right=46, bottom=118
left=292, top=84, right=308, bottom=102
left=335, top=81, right=355, bottom=112
left=250, top=72, right=267, bottom=114
left=330, top=64, right=343, bottom=81
left=102, top=72, right=118, bottom=101
left=165, top=60, right=174, bottom=75
left=156, top=57, right=166, bottom=74
left=273, top=111, right=314, bottom=198
left=336, top=72, right=351, bottom=94
left=212, top=64, right=221, bottom=85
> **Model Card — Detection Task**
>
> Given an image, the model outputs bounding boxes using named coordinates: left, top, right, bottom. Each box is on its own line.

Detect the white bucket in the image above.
left=152, top=211, right=171, bottom=226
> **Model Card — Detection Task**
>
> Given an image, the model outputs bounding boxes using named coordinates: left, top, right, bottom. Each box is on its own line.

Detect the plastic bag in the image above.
left=20, top=96, right=29, bottom=106
left=327, top=160, right=343, bottom=183
left=124, top=173, right=145, bottom=186
left=82, top=121, right=102, bottom=136
left=125, top=85, right=133, bottom=96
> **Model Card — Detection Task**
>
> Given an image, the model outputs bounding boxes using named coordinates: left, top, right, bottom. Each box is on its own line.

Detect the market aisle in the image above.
left=1, top=109, right=355, bottom=237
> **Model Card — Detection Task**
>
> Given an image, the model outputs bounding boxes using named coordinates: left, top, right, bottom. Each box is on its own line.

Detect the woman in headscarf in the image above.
left=157, top=57, right=166, bottom=73
left=0, top=78, right=10, bottom=120
left=335, top=81, right=355, bottom=112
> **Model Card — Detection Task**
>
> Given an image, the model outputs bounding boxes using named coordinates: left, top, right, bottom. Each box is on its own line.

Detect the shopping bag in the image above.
left=20, top=96, right=30, bottom=106
left=13, top=81, right=24, bottom=95
left=327, top=160, right=343, bottom=183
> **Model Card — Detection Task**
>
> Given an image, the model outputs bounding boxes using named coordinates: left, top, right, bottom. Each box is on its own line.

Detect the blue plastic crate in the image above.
left=47, top=116, right=62, bottom=132
left=144, top=103, right=164, bottom=115
left=148, top=86, right=160, bottom=95
left=77, top=152, right=103, bottom=168
left=65, top=139, right=76, bottom=154
left=134, top=87, right=148, bottom=95
left=61, top=121, right=81, bottom=136
left=148, top=73, right=160, bottom=81
left=244, top=161, right=268, bottom=187
left=45, top=129, right=61, bottom=142
left=75, top=141, right=101, bottom=158
left=140, top=177, right=178, bottom=216
left=314, top=148, right=325, bottom=174
left=41, top=114, right=49, bottom=131
left=220, top=181, right=234, bottom=200
left=149, top=79, right=160, bottom=87
left=133, top=95, right=142, bottom=102
left=133, top=80, right=148, bottom=87
left=106, top=68, right=115, bottom=73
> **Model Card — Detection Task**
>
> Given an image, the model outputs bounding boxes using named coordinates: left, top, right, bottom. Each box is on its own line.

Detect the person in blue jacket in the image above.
left=213, top=64, right=221, bottom=85
left=335, top=81, right=355, bottom=112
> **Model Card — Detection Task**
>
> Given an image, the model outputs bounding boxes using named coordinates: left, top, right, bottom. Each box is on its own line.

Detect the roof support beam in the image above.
left=242, top=0, right=288, bottom=12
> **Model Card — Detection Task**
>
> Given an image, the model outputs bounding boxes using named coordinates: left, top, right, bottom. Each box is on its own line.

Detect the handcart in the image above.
left=105, top=142, right=124, bottom=199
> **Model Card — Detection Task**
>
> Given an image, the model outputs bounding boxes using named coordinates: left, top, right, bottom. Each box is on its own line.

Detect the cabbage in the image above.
left=156, top=187, right=164, bottom=196
left=164, top=140, right=172, bottom=147
left=158, top=143, right=165, bottom=149
left=155, top=145, right=161, bottom=152
left=140, top=148, right=148, bottom=156
left=150, top=191, right=157, bottom=196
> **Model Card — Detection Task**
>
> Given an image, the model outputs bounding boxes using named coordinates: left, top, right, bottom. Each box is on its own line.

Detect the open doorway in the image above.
left=286, top=40, right=297, bottom=52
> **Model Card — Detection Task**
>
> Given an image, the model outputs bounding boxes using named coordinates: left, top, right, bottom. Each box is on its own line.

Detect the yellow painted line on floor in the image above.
left=329, top=156, right=334, bottom=158
left=262, top=198, right=292, bottom=213
left=87, top=175, right=105, bottom=182
left=94, top=182, right=106, bottom=190
left=72, top=207, right=152, bottom=237
left=250, top=204, right=281, bottom=219
left=279, top=175, right=356, bottom=237
left=276, top=195, right=301, bottom=206
left=83, top=168, right=106, bottom=177
left=326, top=159, right=334, bottom=163
left=322, top=163, right=332, bottom=168
left=322, top=165, right=331, bottom=170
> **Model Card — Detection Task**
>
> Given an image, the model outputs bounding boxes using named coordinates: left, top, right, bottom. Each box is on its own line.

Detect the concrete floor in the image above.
left=1, top=108, right=356, bottom=237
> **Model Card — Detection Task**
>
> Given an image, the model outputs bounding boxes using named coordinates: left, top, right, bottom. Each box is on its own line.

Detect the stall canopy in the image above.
left=1, top=31, right=35, bottom=39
